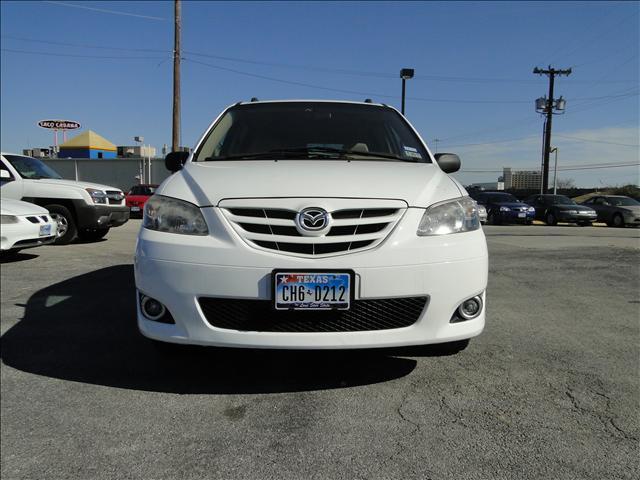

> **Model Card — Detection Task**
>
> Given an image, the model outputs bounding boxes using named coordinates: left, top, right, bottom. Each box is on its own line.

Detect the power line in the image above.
left=0, top=47, right=166, bottom=60
left=460, top=162, right=640, bottom=173
left=184, top=58, right=535, bottom=104
left=553, top=134, right=639, bottom=147
left=43, top=1, right=166, bottom=21
left=0, top=34, right=169, bottom=53
left=2, top=35, right=638, bottom=85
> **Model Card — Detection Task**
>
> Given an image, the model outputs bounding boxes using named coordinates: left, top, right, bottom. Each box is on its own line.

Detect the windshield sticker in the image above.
left=403, top=146, right=418, bottom=152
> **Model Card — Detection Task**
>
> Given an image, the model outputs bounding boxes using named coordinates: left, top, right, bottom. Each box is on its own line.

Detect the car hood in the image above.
left=159, top=160, right=462, bottom=207
left=1, top=197, right=48, bottom=215
left=28, top=178, right=122, bottom=193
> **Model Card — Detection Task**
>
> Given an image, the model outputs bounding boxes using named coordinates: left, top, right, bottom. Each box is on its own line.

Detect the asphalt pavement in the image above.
left=1, top=221, right=639, bottom=480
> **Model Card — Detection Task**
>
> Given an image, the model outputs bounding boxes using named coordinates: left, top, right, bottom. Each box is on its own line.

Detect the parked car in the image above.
left=135, top=100, right=488, bottom=354
left=1, top=153, right=129, bottom=244
left=472, top=191, right=534, bottom=225
left=523, top=194, right=597, bottom=226
left=580, top=195, right=640, bottom=227
left=476, top=203, right=488, bottom=224
left=126, top=184, right=158, bottom=217
left=1, top=198, right=57, bottom=255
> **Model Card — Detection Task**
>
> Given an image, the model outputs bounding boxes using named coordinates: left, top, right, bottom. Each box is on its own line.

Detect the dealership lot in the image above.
left=1, top=221, right=638, bottom=479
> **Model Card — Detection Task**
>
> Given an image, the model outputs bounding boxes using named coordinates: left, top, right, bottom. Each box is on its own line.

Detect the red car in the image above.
left=126, top=184, right=158, bottom=217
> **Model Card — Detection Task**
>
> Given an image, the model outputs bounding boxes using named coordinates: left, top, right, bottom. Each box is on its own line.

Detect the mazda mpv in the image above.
left=135, top=100, right=488, bottom=353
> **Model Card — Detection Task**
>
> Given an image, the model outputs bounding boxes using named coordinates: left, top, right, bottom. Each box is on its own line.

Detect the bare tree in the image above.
left=557, top=178, right=576, bottom=189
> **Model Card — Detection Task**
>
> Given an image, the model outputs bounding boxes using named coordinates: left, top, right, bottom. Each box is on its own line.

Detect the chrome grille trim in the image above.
left=220, top=200, right=406, bottom=257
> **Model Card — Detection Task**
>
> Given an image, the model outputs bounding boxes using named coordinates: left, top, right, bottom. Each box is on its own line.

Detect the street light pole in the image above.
left=551, top=147, right=559, bottom=194
left=400, top=68, right=414, bottom=115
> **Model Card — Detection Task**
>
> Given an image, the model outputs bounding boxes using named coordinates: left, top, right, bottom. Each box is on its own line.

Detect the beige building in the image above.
left=503, top=167, right=542, bottom=190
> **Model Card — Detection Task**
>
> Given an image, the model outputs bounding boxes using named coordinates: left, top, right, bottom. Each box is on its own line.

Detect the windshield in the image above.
left=4, top=155, right=62, bottom=180
left=550, top=195, right=575, bottom=205
left=608, top=196, right=640, bottom=206
left=490, top=193, right=519, bottom=203
left=194, top=102, right=431, bottom=163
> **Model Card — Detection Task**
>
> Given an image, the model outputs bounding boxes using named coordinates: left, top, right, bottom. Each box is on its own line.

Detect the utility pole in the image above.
left=533, top=66, right=571, bottom=192
left=172, top=0, right=181, bottom=152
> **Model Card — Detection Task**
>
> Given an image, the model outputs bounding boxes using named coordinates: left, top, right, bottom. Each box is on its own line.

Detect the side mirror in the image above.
left=434, top=153, right=461, bottom=174
left=165, top=151, right=189, bottom=172
left=0, top=169, right=10, bottom=179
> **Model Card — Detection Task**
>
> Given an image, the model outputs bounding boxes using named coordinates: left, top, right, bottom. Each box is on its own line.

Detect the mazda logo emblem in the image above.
left=296, top=207, right=329, bottom=234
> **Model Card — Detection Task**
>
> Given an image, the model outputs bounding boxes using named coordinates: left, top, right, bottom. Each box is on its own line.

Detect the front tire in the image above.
left=612, top=213, right=625, bottom=228
left=545, top=212, right=557, bottom=226
left=46, top=204, right=77, bottom=245
left=77, top=228, right=110, bottom=241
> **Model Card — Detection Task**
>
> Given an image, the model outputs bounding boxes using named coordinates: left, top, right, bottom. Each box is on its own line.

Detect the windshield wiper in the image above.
left=269, top=147, right=413, bottom=162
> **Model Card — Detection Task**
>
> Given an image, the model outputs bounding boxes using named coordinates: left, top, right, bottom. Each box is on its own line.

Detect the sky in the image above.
left=1, top=1, right=638, bottom=187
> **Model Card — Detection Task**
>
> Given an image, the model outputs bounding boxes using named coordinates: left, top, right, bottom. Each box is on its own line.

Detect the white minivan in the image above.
left=135, top=100, right=488, bottom=353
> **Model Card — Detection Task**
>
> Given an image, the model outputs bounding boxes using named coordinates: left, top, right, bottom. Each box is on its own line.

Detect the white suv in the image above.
left=1, top=153, right=129, bottom=244
left=135, top=100, right=488, bottom=353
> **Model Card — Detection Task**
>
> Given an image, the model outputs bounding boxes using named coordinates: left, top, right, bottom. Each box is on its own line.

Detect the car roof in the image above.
left=232, top=99, right=389, bottom=108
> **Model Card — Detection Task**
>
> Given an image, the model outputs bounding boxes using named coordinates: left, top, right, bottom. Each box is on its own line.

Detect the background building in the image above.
left=503, top=167, right=542, bottom=190
left=117, top=145, right=157, bottom=158
left=22, top=147, right=52, bottom=158
left=58, top=130, right=117, bottom=159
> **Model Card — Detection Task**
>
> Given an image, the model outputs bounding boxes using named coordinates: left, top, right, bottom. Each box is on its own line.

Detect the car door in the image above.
left=590, top=197, right=610, bottom=222
left=0, top=156, right=23, bottom=199
left=530, top=195, right=545, bottom=220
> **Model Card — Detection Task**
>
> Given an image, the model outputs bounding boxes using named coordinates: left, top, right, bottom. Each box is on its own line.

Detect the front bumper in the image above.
left=556, top=211, right=597, bottom=223
left=1, top=216, right=57, bottom=251
left=498, top=210, right=534, bottom=223
left=74, top=202, right=130, bottom=230
left=134, top=207, right=488, bottom=349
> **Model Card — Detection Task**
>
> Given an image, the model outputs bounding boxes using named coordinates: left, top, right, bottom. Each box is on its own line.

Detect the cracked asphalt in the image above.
left=1, top=221, right=639, bottom=479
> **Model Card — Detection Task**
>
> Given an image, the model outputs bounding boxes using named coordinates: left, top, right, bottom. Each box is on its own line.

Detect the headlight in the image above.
left=1, top=215, right=18, bottom=224
left=528, top=206, right=535, bottom=212
left=143, top=195, right=208, bottom=235
left=417, top=196, right=479, bottom=236
left=499, top=206, right=511, bottom=212
left=85, top=188, right=107, bottom=204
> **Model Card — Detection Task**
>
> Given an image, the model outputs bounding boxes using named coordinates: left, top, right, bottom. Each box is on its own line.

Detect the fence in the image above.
left=40, top=157, right=172, bottom=192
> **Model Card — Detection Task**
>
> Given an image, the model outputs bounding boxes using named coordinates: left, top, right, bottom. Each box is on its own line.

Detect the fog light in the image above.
left=141, top=295, right=166, bottom=321
left=457, top=296, right=483, bottom=320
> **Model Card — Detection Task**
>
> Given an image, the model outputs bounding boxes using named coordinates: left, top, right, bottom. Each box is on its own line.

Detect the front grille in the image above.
left=26, top=216, right=40, bottom=223
left=198, top=296, right=428, bottom=332
left=221, top=204, right=404, bottom=257
left=106, top=190, right=124, bottom=205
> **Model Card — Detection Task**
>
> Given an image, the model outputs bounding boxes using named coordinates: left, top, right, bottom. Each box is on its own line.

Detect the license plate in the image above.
left=131, top=206, right=140, bottom=212
left=274, top=271, right=351, bottom=310
left=518, top=212, right=526, bottom=218
left=39, top=224, right=51, bottom=236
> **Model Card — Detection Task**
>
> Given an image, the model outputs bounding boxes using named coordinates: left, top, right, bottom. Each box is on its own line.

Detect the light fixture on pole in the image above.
left=400, top=68, right=414, bottom=115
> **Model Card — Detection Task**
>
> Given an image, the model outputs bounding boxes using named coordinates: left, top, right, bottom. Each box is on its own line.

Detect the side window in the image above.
left=593, top=197, right=605, bottom=205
